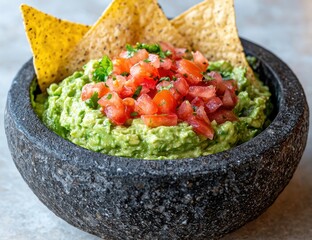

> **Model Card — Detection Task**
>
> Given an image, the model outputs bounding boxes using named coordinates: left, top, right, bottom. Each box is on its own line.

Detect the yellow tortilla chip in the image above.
left=20, top=4, right=90, bottom=91
left=171, top=0, right=255, bottom=82
left=57, top=0, right=190, bottom=81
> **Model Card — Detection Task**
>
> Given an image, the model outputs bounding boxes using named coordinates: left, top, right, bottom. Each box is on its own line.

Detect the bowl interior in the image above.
left=7, top=38, right=307, bottom=177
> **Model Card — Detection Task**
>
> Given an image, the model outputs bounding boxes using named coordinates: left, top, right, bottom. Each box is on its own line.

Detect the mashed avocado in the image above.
left=32, top=60, right=271, bottom=160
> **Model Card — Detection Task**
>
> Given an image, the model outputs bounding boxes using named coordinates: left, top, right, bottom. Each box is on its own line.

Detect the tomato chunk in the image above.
left=196, top=106, right=210, bottom=124
left=81, top=82, right=110, bottom=101
left=148, top=54, right=160, bottom=68
left=130, top=61, right=159, bottom=89
left=172, top=77, right=189, bottom=100
left=135, top=94, right=158, bottom=115
left=160, top=58, right=172, bottom=70
left=113, top=58, right=131, bottom=75
left=141, top=114, right=178, bottom=127
left=98, top=92, right=127, bottom=125
left=192, top=51, right=209, bottom=72
left=153, top=90, right=177, bottom=114
left=177, top=100, right=193, bottom=120
left=208, top=109, right=238, bottom=124
left=186, top=116, right=214, bottom=140
left=123, top=97, right=136, bottom=118
left=222, top=89, right=236, bottom=108
left=176, top=59, right=203, bottom=84
left=106, top=75, right=127, bottom=94
left=188, top=86, right=216, bottom=101
left=205, top=96, right=223, bottom=113
left=128, top=49, right=149, bottom=65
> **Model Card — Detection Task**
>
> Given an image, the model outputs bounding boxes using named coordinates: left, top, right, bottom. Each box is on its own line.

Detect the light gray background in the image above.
left=1, top=0, right=311, bottom=239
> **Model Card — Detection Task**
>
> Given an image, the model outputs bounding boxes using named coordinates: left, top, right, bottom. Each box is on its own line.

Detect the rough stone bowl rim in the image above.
left=9, top=38, right=305, bottom=177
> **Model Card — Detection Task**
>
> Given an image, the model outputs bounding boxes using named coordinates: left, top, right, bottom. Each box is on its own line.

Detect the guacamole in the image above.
left=32, top=57, right=271, bottom=160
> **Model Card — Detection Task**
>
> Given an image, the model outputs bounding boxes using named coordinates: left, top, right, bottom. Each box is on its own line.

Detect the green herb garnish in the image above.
left=107, top=93, right=112, bottom=99
left=125, top=42, right=171, bottom=59
left=93, top=55, right=113, bottom=82
left=85, top=92, right=99, bottom=109
left=121, top=72, right=130, bottom=77
left=130, top=112, right=138, bottom=117
left=132, top=85, right=142, bottom=99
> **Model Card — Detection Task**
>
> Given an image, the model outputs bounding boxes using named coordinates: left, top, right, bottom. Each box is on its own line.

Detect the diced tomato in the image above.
left=147, top=88, right=158, bottom=99
left=177, top=100, right=193, bottom=120
left=130, top=61, right=159, bottom=89
left=205, top=96, right=223, bottom=113
left=223, top=80, right=238, bottom=92
left=135, top=94, right=158, bottom=115
left=158, top=68, right=175, bottom=79
left=119, top=50, right=129, bottom=58
left=160, top=58, right=172, bottom=70
left=105, top=75, right=127, bottom=94
left=185, top=116, right=214, bottom=140
left=113, top=58, right=131, bottom=75
left=174, top=48, right=187, bottom=59
left=81, top=82, right=110, bottom=101
left=191, top=97, right=204, bottom=108
left=148, top=54, right=160, bottom=68
left=153, top=90, right=177, bottom=114
left=208, top=71, right=223, bottom=82
left=123, top=97, right=136, bottom=118
left=156, top=81, right=172, bottom=91
left=207, top=71, right=227, bottom=94
left=208, top=109, right=238, bottom=124
left=98, top=92, right=127, bottom=125
left=196, top=106, right=210, bottom=124
left=172, top=77, right=189, bottom=99
left=192, top=51, right=209, bottom=72
left=176, top=59, right=203, bottom=84
left=140, top=86, right=151, bottom=95
left=159, top=42, right=175, bottom=58
left=141, top=114, right=178, bottom=127
left=128, top=49, right=149, bottom=66
left=159, top=42, right=186, bottom=60
left=120, top=84, right=135, bottom=98
left=222, top=89, right=236, bottom=108
left=188, top=86, right=216, bottom=101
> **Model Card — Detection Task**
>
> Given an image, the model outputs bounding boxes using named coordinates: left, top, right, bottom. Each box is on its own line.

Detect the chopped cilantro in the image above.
left=132, top=85, right=142, bottom=99
left=85, top=92, right=99, bottom=109
left=143, top=59, right=151, bottom=63
left=121, top=72, right=129, bottom=77
left=107, top=93, right=112, bottom=99
left=130, top=112, right=138, bottom=117
left=93, top=55, right=113, bottom=82
left=125, top=42, right=171, bottom=59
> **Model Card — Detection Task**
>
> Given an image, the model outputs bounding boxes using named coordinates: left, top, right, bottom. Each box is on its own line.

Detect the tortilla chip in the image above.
left=20, top=4, right=90, bottom=91
left=58, top=0, right=190, bottom=81
left=171, top=0, right=256, bottom=82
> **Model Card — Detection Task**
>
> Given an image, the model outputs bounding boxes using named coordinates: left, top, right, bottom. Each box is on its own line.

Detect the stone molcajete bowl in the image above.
left=5, top=39, right=309, bottom=240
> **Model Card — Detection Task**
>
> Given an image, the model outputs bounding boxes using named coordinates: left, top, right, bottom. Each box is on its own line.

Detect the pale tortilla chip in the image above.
left=20, top=4, right=90, bottom=91
left=171, top=0, right=255, bottom=82
left=58, top=0, right=190, bottom=81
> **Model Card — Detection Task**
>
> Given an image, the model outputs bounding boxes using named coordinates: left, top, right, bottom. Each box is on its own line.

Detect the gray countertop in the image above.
left=1, top=0, right=311, bottom=239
